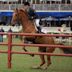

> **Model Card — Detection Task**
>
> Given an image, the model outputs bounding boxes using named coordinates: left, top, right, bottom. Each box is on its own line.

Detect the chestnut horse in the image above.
left=11, top=9, right=62, bottom=69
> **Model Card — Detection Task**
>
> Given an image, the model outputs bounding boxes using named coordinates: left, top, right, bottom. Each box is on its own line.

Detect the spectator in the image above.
left=0, top=27, right=4, bottom=42
left=8, top=28, right=12, bottom=32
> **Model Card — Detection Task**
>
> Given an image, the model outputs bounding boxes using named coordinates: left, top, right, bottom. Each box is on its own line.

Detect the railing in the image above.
left=32, top=4, right=72, bottom=11
left=0, top=32, right=72, bottom=68
left=0, top=4, right=72, bottom=11
left=0, top=4, right=23, bottom=10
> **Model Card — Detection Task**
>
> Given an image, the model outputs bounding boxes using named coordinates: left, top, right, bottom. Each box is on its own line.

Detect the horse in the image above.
left=11, top=8, right=64, bottom=69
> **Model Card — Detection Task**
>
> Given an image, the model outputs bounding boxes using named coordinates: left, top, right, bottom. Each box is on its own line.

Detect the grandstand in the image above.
left=0, top=0, right=72, bottom=29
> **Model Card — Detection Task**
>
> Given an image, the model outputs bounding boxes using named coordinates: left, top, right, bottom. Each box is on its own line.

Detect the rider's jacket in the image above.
left=27, top=7, right=38, bottom=20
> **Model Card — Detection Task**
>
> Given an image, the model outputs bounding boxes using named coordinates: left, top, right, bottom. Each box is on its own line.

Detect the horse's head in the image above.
left=11, top=8, right=36, bottom=33
left=11, top=8, right=28, bottom=26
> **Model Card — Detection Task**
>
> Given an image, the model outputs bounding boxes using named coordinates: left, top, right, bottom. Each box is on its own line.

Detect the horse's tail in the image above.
left=56, top=43, right=72, bottom=54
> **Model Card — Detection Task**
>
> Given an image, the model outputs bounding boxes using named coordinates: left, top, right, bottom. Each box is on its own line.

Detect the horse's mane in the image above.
left=19, top=8, right=28, bottom=17
left=19, top=9, right=26, bottom=13
left=14, top=8, right=28, bottom=17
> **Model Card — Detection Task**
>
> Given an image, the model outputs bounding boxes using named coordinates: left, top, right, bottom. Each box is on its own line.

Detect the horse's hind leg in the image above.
left=38, top=47, right=52, bottom=69
left=46, top=48, right=55, bottom=67
left=39, top=55, right=45, bottom=67
left=37, top=47, right=46, bottom=68
left=47, top=56, right=51, bottom=66
left=41, top=56, right=51, bottom=69
left=33, top=54, right=46, bottom=69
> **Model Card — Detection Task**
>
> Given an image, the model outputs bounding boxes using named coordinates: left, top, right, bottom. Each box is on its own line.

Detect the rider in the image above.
left=23, top=1, right=41, bottom=33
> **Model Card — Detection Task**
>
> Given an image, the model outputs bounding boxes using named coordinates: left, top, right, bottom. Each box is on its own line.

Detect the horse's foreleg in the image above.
left=22, top=46, right=34, bottom=57
left=20, top=36, right=34, bottom=57
left=23, top=46, right=27, bottom=52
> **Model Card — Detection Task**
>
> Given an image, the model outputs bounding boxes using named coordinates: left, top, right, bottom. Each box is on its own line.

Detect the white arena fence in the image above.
left=0, top=26, right=72, bottom=45
left=0, top=26, right=71, bottom=33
